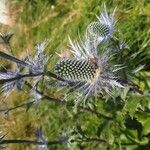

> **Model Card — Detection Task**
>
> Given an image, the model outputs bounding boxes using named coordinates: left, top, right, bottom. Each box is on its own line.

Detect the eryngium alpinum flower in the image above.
left=87, top=4, right=116, bottom=42
left=55, top=34, right=124, bottom=101
left=27, top=41, right=48, bottom=74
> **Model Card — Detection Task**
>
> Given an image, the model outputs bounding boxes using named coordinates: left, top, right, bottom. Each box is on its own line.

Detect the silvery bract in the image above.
left=27, top=41, right=48, bottom=74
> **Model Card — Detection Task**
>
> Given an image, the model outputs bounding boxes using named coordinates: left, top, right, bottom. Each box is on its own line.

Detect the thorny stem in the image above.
left=25, top=82, right=65, bottom=105
left=45, top=71, right=65, bottom=82
left=0, top=139, right=60, bottom=145
left=0, top=51, right=29, bottom=67
left=0, top=73, right=44, bottom=84
left=0, top=71, right=64, bottom=85
left=0, top=138, right=140, bottom=146
left=0, top=100, right=35, bottom=114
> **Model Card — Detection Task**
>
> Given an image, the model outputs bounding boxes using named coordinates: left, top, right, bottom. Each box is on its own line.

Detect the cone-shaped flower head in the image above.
left=87, top=4, right=116, bottom=42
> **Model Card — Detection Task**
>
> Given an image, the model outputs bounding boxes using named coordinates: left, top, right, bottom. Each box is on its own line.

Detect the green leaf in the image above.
left=125, top=95, right=141, bottom=118
left=135, top=113, right=150, bottom=135
left=142, top=118, right=150, bottom=135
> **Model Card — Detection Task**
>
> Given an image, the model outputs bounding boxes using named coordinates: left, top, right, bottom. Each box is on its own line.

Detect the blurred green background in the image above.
left=0, top=0, right=150, bottom=149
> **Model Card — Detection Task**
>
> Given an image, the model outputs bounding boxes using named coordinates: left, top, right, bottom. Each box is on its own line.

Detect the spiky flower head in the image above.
left=87, top=4, right=116, bottom=42
left=27, top=41, right=48, bottom=74
left=26, top=41, right=49, bottom=86
left=55, top=34, right=124, bottom=104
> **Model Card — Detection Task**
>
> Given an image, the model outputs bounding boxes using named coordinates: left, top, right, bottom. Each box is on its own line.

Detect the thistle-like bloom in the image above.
left=27, top=41, right=48, bottom=74
left=55, top=35, right=124, bottom=105
left=87, top=4, right=116, bottom=42
left=26, top=41, right=49, bottom=85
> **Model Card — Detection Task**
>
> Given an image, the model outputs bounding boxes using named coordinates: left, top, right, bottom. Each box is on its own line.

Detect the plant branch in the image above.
left=78, top=106, right=113, bottom=120
left=0, top=101, right=34, bottom=114
left=45, top=71, right=65, bottom=82
left=0, top=73, right=44, bottom=84
left=0, top=138, right=140, bottom=147
left=0, top=139, right=60, bottom=145
left=0, top=51, right=29, bottom=67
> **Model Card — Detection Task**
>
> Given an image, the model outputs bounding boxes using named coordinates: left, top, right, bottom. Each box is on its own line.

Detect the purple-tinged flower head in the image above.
left=55, top=35, right=124, bottom=105
left=87, top=4, right=116, bottom=42
left=26, top=41, right=49, bottom=86
left=27, top=41, right=48, bottom=74
left=0, top=71, right=24, bottom=94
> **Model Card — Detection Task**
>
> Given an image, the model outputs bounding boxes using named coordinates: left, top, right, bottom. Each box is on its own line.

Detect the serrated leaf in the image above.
left=125, top=95, right=141, bottom=118
left=135, top=113, right=147, bottom=124
left=116, top=111, right=125, bottom=125
left=142, top=118, right=150, bottom=135
left=135, top=112, right=150, bottom=136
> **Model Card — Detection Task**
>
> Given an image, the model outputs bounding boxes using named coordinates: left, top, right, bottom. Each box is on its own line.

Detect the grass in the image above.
left=0, top=0, right=150, bottom=149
